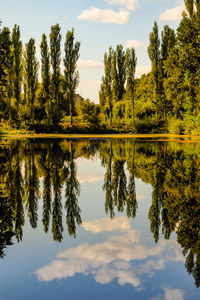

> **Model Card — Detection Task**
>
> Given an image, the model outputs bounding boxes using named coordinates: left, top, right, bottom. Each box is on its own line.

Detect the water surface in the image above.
left=0, top=138, right=200, bottom=299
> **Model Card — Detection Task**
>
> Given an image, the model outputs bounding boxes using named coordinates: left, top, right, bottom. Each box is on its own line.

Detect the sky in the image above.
left=1, top=0, right=185, bottom=103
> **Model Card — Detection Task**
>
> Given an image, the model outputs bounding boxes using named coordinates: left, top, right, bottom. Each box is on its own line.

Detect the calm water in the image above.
left=0, top=137, right=200, bottom=300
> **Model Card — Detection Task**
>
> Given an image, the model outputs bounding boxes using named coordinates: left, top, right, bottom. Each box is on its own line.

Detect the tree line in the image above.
left=100, top=0, right=200, bottom=134
left=0, top=22, right=81, bottom=129
left=0, top=0, right=200, bottom=134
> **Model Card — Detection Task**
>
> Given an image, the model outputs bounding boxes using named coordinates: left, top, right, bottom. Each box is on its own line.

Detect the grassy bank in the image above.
left=2, top=133, right=200, bottom=143
left=1, top=123, right=200, bottom=143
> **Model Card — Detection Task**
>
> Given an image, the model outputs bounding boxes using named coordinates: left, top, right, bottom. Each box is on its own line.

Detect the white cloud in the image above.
left=136, top=65, right=151, bottom=78
left=125, top=39, right=145, bottom=48
left=77, top=6, right=130, bottom=24
left=78, top=59, right=103, bottom=70
left=78, top=174, right=104, bottom=183
left=151, top=286, right=185, bottom=300
left=106, top=0, right=140, bottom=11
left=82, top=217, right=132, bottom=233
left=163, top=287, right=185, bottom=300
left=35, top=230, right=167, bottom=286
left=159, top=4, right=185, bottom=21
left=35, top=222, right=184, bottom=290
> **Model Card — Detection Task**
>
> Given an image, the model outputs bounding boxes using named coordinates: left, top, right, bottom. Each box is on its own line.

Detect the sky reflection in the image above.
left=35, top=216, right=184, bottom=293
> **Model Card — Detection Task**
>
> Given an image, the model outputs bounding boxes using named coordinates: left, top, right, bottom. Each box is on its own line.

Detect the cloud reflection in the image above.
left=82, top=216, right=131, bottom=233
left=35, top=218, right=184, bottom=290
left=150, top=286, right=185, bottom=300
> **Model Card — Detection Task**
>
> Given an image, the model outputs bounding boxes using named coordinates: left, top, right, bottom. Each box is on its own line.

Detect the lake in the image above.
left=0, top=137, right=200, bottom=300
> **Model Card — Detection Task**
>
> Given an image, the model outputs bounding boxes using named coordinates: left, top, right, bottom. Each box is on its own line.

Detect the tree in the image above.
left=40, top=33, right=50, bottom=122
left=24, top=38, right=38, bottom=123
left=116, top=45, right=126, bottom=101
left=111, top=50, right=118, bottom=105
left=0, top=21, right=6, bottom=94
left=0, top=26, right=12, bottom=122
left=163, top=0, right=200, bottom=133
left=65, top=142, right=81, bottom=237
left=148, top=22, right=162, bottom=119
left=125, top=47, right=137, bottom=123
left=160, top=25, right=176, bottom=120
left=11, top=25, right=22, bottom=114
left=103, top=47, right=113, bottom=125
left=161, top=25, right=176, bottom=62
left=49, top=24, right=62, bottom=126
left=63, top=28, right=80, bottom=125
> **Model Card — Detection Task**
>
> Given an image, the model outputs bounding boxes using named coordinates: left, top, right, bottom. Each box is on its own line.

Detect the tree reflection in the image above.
left=0, top=138, right=200, bottom=287
left=65, top=142, right=81, bottom=237
left=25, top=146, right=39, bottom=229
left=126, top=145, right=137, bottom=219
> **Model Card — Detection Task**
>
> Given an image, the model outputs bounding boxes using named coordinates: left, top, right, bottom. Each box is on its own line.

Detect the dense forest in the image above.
left=1, top=138, right=200, bottom=286
left=0, top=0, right=200, bottom=134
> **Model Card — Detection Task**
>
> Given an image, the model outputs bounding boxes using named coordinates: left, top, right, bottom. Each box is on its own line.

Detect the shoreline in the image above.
left=1, top=133, right=200, bottom=142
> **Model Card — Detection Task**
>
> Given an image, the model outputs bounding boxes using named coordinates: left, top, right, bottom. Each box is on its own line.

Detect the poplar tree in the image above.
left=3, top=27, right=13, bottom=122
left=125, top=48, right=137, bottom=121
left=160, top=25, right=176, bottom=120
left=0, top=20, right=4, bottom=88
left=111, top=50, right=118, bottom=104
left=63, top=28, right=80, bottom=125
left=40, top=34, right=50, bottom=114
left=49, top=24, right=61, bottom=125
left=161, top=26, right=176, bottom=62
left=12, top=25, right=22, bottom=113
left=116, top=45, right=126, bottom=101
left=0, top=27, right=12, bottom=122
left=99, top=79, right=106, bottom=108
left=24, top=38, right=38, bottom=123
left=103, top=47, right=113, bottom=124
left=148, top=22, right=162, bottom=119
left=0, top=24, right=6, bottom=121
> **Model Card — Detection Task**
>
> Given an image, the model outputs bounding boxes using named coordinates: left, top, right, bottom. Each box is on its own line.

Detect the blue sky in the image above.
left=1, top=0, right=185, bottom=102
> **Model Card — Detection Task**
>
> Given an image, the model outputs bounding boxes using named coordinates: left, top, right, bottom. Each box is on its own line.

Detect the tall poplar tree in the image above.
left=63, top=28, right=80, bottom=125
left=116, top=45, right=126, bottom=101
left=2, top=27, right=12, bottom=123
left=24, top=38, right=38, bottom=123
left=102, top=47, right=113, bottom=124
left=148, top=22, right=162, bottom=119
left=160, top=25, right=176, bottom=120
left=40, top=33, right=50, bottom=120
left=161, top=26, right=176, bottom=62
left=0, top=26, right=12, bottom=122
left=111, top=50, right=118, bottom=105
left=125, top=48, right=137, bottom=122
left=12, top=25, right=22, bottom=113
left=49, top=24, right=61, bottom=125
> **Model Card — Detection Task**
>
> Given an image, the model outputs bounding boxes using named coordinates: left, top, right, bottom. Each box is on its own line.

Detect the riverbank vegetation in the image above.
left=0, top=0, right=200, bottom=135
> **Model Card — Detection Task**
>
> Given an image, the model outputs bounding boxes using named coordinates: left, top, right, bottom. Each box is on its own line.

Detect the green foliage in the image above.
left=24, top=38, right=38, bottom=122
left=40, top=33, right=50, bottom=122
left=100, top=44, right=137, bottom=130
left=63, top=28, right=80, bottom=125
left=11, top=25, right=22, bottom=110
left=50, top=24, right=61, bottom=102
left=0, top=9, right=200, bottom=135
left=77, top=98, right=99, bottom=124
left=168, top=118, right=184, bottom=135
